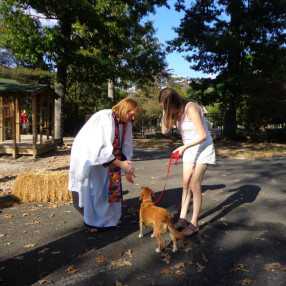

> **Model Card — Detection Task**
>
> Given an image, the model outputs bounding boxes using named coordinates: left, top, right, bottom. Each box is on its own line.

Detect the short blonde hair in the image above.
left=112, top=97, right=141, bottom=122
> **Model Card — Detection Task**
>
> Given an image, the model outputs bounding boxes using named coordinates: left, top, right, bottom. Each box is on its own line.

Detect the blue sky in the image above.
left=146, top=1, right=209, bottom=79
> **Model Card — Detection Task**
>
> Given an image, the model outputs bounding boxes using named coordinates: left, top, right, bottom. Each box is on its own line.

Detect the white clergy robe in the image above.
left=68, top=109, right=133, bottom=228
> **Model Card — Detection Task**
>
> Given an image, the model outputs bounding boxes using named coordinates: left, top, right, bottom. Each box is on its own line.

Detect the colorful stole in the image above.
left=108, top=112, right=127, bottom=203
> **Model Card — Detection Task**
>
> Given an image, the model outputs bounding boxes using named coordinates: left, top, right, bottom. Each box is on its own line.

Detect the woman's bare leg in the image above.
left=179, top=163, right=195, bottom=219
left=189, top=164, right=208, bottom=227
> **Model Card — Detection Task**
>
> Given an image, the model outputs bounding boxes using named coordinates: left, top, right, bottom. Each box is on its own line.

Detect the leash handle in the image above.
left=153, top=150, right=180, bottom=205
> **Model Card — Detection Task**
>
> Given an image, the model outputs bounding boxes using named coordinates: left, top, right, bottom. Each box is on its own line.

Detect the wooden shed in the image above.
left=0, top=79, right=59, bottom=158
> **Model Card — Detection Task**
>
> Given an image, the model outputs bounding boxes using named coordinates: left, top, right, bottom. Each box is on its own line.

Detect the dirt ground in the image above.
left=1, top=138, right=286, bottom=198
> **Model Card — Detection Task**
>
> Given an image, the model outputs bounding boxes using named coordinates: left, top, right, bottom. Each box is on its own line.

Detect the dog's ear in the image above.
left=139, top=188, right=145, bottom=201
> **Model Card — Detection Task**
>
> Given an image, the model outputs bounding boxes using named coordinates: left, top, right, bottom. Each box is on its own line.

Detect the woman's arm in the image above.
left=160, top=110, right=171, bottom=134
left=175, top=103, right=207, bottom=155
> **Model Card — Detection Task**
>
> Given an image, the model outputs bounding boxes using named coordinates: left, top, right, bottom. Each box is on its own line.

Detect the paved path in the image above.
left=0, top=147, right=285, bottom=285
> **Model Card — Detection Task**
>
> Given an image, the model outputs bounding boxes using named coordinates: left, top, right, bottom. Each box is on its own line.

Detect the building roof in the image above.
left=0, top=79, right=58, bottom=98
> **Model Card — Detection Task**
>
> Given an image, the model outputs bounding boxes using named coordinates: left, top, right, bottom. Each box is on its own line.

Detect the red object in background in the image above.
left=21, top=110, right=28, bottom=124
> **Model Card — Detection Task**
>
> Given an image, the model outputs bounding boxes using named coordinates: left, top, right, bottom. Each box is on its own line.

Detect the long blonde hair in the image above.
left=112, top=97, right=141, bottom=122
left=158, top=88, right=188, bottom=130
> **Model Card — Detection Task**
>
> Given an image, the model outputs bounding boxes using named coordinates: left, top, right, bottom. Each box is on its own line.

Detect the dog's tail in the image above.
left=168, top=224, right=184, bottom=241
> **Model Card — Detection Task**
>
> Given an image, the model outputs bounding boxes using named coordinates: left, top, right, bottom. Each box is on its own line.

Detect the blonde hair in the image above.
left=112, top=97, right=141, bottom=122
left=158, top=88, right=188, bottom=130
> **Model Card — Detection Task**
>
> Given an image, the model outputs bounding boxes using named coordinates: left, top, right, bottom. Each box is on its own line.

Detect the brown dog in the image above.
left=139, top=187, right=184, bottom=253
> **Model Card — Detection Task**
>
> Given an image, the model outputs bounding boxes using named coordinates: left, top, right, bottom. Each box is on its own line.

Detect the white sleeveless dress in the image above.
left=176, top=102, right=216, bottom=164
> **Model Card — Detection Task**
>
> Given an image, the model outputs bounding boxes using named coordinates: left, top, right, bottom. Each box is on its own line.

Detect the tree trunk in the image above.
left=108, top=79, right=114, bottom=100
left=223, top=0, right=243, bottom=137
left=223, top=97, right=237, bottom=137
left=54, top=65, right=67, bottom=144
left=54, top=17, right=71, bottom=144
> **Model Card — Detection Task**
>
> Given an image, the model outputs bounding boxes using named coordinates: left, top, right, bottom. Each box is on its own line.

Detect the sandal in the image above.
left=88, top=227, right=98, bottom=233
left=174, top=218, right=188, bottom=230
left=181, top=223, right=199, bottom=237
left=84, top=222, right=98, bottom=233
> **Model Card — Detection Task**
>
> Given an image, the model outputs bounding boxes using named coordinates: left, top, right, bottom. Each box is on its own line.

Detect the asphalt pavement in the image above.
left=0, top=146, right=286, bottom=286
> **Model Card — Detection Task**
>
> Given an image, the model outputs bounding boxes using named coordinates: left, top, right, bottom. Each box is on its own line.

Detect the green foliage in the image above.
left=0, top=67, right=55, bottom=84
left=0, top=0, right=169, bottom=137
left=168, top=0, right=286, bottom=136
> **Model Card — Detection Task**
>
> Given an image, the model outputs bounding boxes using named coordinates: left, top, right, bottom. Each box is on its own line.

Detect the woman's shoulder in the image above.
left=186, top=102, right=202, bottom=117
left=90, top=109, right=112, bottom=119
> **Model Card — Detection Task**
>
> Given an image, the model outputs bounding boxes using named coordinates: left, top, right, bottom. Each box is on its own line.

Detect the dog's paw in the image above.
left=138, top=233, right=143, bottom=238
left=156, top=248, right=161, bottom=253
left=151, top=233, right=155, bottom=238
left=172, top=245, right=178, bottom=253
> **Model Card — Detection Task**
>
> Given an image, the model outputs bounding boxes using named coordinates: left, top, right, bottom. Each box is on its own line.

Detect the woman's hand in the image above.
left=120, top=160, right=134, bottom=174
left=125, top=172, right=135, bottom=183
left=173, top=146, right=186, bottom=157
left=113, top=159, right=134, bottom=174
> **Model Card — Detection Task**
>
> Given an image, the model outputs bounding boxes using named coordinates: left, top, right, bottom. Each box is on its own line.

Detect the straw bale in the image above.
left=13, top=169, right=72, bottom=202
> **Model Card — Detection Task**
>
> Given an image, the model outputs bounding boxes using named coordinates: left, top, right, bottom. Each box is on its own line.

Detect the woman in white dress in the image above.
left=69, top=98, right=141, bottom=232
left=158, top=88, right=216, bottom=236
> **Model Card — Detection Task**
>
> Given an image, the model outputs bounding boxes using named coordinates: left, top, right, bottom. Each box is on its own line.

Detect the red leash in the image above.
left=153, top=150, right=180, bottom=205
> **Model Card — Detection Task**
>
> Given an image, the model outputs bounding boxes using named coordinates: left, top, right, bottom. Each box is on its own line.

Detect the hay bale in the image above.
left=13, top=169, right=72, bottom=202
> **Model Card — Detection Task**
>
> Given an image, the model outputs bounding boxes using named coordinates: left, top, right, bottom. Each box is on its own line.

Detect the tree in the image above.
left=168, top=0, right=286, bottom=136
left=0, top=0, right=168, bottom=142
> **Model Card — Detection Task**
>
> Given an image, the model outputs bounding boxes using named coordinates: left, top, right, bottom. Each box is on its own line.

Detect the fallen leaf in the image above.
left=115, top=281, right=127, bottom=286
left=240, top=278, right=252, bottom=285
left=265, top=262, right=281, bottom=271
left=22, top=213, right=32, bottom=217
left=32, top=220, right=43, bottom=224
left=12, top=256, right=24, bottom=260
left=118, top=251, right=124, bottom=257
left=66, top=265, right=78, bottom=274
left=96, top=256, right=108, bottom=263
left=3, top=214, right=13, bottom=219
left=174, top=262, right=185, bottom=269
left=161, top=269, right=174, bottom=274
left=126, top=249, right=134, bottom=258
left=110, top=258, right=132, bottom=267
left=38, top=248, right=49, bottom=254
left=3, top=242, right=12, bottom=246
left=183, top=247, right=193, bottom=253
left=24, top=244, right=37, bottom=248
left=175, top=270, right=185, bottom=275
left=0, top=234, right=5, bottom=237
left=202, top=253, right=208, bottom=263
left=222, top=204, right=231, bottom=209
left=196, top=263, right=205, bottom=272
left=49, top=203, right=58, bottom=209
left=51, top=251, right=61, bottom=255
left=230, top=263, right=249, bottom=273
left=161, top=253, right=171, bottom=264
left=38, top=279, right=52, bottom=285
left=280, top=265, right=286, bottom=271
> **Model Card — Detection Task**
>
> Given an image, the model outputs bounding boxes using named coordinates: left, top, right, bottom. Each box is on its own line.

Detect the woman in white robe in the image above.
left=68, top=98, right=140, bottom=232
